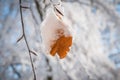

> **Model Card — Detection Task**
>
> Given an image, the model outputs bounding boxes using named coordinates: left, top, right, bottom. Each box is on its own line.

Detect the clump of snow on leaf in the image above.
left=40, top=8, right=72, bottom=54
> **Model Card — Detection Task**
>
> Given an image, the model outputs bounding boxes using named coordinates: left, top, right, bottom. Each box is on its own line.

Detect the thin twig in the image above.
left=30, top=50, right=37, bottom=56
left=19, top=0, right=36, bottom=80
left=17, top=34, right=24, bottom=42
left=17, top=1, right=38, bottom=56
left=20, top=5, right=30, bottom=9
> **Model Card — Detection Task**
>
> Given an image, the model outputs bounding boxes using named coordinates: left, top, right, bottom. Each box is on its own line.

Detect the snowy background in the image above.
left=0, top=0, right=120, bottom=80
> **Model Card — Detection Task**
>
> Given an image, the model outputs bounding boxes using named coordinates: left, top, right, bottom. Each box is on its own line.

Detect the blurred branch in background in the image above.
left=34, top=0, right=44, bottom=21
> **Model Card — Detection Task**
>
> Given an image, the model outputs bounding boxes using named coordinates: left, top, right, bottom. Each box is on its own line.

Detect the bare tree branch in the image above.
left=18, top=0, right=37, bottom=80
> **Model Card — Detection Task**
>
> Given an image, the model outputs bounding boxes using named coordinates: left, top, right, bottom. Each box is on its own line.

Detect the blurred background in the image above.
left=0, top=0, right=120, bottom=80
